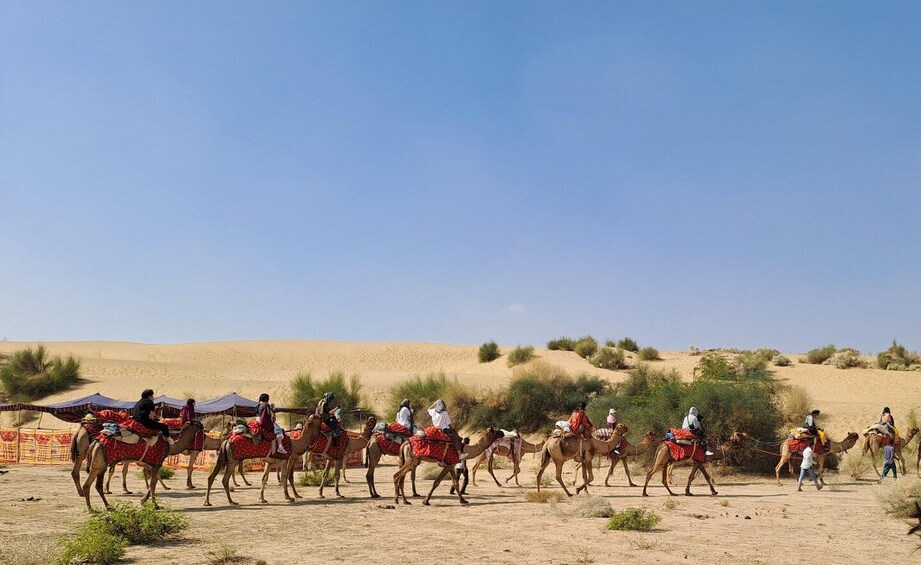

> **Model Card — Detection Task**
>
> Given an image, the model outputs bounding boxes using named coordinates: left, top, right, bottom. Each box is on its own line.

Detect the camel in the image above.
left=535, top=423, right=628, bottom=497
left=393, top=428, right=503, bottom=505
left=365, top=431, right=419, bottom=499
left=68, top=425, right=97, bottom=496
left=570, top=431, right=658, bottom=487
left=863, top=427, right=919, bottom=476
left=284, top=417, right=376, bottom=500
left=642, top=432, right=746, bottom=497
left=774, top=431, right=859, bottom=486
left=81, top=421, right=203, bottom=511
left=470, top=434, right=545, bottom=487
left=205, top=417, right=321, bottom=506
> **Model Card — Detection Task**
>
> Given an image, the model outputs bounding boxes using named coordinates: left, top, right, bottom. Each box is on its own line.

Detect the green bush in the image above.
left=637, top=347, right=661, bottom=361
left=574, top=336, right=598, bottom=359
left=387, top=372, right=477, bottom=429
left=801, top=345, right=836, bottom=365
left=547, top=337, right=576, bottom=351
left=138, top=466, right=175, bottom=481
left=288, top=371, right=368, bottom=426
left=95, top=501, right=188, bottom=545
left=478, top=341, right=501, bottom=363
left=607, top=508, right=661, bottom=531
left=590, top=347, right=628, bottom=370
left=58, top=521, right=126, bottom=565
left=298, top=468, right=334, bottom=487
left=773, top=355, right=792, bottom=367
left=825, top=348, right=867, bottom=369
left=616, top=338, right=639, bottom=352
left=0, top=346, right=81, bottom=402
left=877, top=340, right=921, bottom=371
left=469, top=362, right=608, bottom=433
left=604, top=340, right=616, bottom=348
left=506, top=346, right=535, bottom=367
left=752, top=348, right=780, bottom=361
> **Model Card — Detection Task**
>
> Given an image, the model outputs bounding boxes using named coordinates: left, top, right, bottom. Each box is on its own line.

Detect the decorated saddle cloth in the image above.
left=92, top=409, right=163, bottom=438
left=593, top=428, right=624, bottom=455
left=863, top=424, right=900, bottom=445
left=484, top=434, right=523, bottom=463
left=228, top=425, right=291, bottom=460
left=664, top=429, right=706, bottom=463
left=787, top=437, right=826, bottom=455
left=160, top=418, right=205, bottom=451
left=96, top=433, right=169, bottom=466
left=409, top=426, right=461, bottom=466
left=374, top=422, right=412, bottom=456
left=309, top=424, right=349, bottom=459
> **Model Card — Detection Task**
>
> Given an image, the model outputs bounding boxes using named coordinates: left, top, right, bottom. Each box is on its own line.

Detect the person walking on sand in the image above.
left=879, top=443, right=898, bottom=483
left=797, top=445, right=823, bottom=492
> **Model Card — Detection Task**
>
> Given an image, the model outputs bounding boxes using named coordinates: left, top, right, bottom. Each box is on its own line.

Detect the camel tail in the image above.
left=539, top=444, right=551, bottom=470
left=69, top=431, right=79, bottom=463
left=209, top=442, right=229, bottom=480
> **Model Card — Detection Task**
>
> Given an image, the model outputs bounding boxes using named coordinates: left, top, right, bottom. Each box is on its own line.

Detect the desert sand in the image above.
left=0, top=340, right=919, bottom=563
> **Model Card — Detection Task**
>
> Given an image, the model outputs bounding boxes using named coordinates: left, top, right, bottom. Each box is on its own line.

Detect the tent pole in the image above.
left=15, top=409, right=21, bottom=463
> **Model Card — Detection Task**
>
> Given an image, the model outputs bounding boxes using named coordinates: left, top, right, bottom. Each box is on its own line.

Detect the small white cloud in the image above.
left=503, top=304, right=524, bottom=314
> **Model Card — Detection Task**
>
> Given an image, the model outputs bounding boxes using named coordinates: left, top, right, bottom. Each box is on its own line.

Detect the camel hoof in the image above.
left=318, top=495, right=325, bottom=499
left=412, top=494, right=421, bottom=498
left=337, top=495, right=345, bottom=499
left=162, top=486, right=171, bottom=491
left=422, top=499, right=431, bottom=506
left=259, top=499, right=268, bottom=504
left=711, top=491, right=718, bottom=496
left=204, top=502, right=212, bottom=507
left=294, top=494, right=303, bottom=499
left=459, top=499, right=469, bottom=505
left=371, top=494, right=381, bottom=499
left=642, top=493, right=648, bottom=497
left=229, top=501, right=240, bottom=506
left=685, top=492, right=694, bottom=497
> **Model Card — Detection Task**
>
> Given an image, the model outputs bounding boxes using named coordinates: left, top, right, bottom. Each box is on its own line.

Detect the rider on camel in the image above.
left=396, top=398, right=415, bottom=434
left=132, top=389, right=173, bottom=444
left=316, top=392, right=343, bottom=438
left=179, top=398, right=195, bottom=424
left=568, top=402, right=595, bottom=439
left=880, top=407, right=897, bottom=438
left=804, top=409, right=828, bottom=448
left=682, top=407, right=713, bottom=456
left=256, top=393, right=286, bottom=454
left=428, top=399, right=465, bottom=458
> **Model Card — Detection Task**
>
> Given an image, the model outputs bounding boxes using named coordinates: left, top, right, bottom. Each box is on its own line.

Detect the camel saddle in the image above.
left=408, top=427, right=461, bottom=465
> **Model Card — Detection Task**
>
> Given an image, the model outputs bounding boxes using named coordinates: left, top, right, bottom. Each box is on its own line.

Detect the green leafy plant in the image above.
left=478, top=341, right=501, bottom=363
left=590, top=347, right=628, bottom=370
left=801, top=345, right=836, bottom=365
left=617, top=337, right=639, bottom=352
left=877, top=340, right=921, bottom=371
left=57, top=521, right=126, bottom=565
left=298, top=468, right=334, bottom=487
left=93, top=501, right=188, bottom=545
left=607, top=508, right=661, bottom=531
left=825, top=348, right=867, bottom=369
left=506, top=346, right=535, bottom=367
left=547, top=337, right=576, bottom=351
left=0, top=345, right=81, bottom=402
left=574, top=336, right=598, bottom=359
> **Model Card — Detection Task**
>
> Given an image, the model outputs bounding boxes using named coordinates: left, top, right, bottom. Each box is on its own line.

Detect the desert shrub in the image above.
left=779, top=386, right=813, bottom=428
left=0, top=345, right=81, bottom=402
left=733, top=351, right=769, bottom=374
left=876, top=476, right=921, bottom=517
left=695, top=351, right=774, bottom=385
left=478, top=341, right=501, bottom=363
left=801, top=345, right=836, bottom=365
left=637, top=347, right=660, bottom=361
left=288, top=371, right=367, bottom=425
left=877, top=340, right=921, bottom=371
left=298, top=468, right=334, bottom=487
left=617, top=337, right=639, bottom=352
left=590, top=347, right=628, bottom=370
left=574, top=494, right=613, bottom=517
left=574, top=336, right=598, bottom=359
left=604, top=340, right=616, bottom=348
left=388, top=372, right=477, bottom=429
left=753, top=348, right=780, bottom=361
left=837, top=451, right=870, bottom=480
left=607, top=508, right=661, bottom=531
left=825, top=348, right=867, bottom=369
left=469, top=362, right=608, bottom=432
left=139, top=466, right=174, bottom=481
left=506, top=346, right=535, bottom=367
left=773, top=355, right=792, bottom=367
left=547, top=337, right=576, bottom=351
left=94, top=501, right=187, bottom=545
left=57, top=521, right=126, bottom=565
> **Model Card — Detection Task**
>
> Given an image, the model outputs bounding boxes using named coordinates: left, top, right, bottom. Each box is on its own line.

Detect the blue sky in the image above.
left=1, top=3, right=919, bottom=353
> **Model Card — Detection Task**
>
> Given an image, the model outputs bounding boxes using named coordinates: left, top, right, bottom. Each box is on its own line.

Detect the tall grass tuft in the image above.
left=801, top=345, right=836, bottom=365
left=547, top=337, right=576, bottom=351
left=507, top=346, right=535, bottom=367
left=574, top=494, right=613, bottom=517
left=637, top=347, right=661, bottom=361
left=288, top=371, right=368, bottom=425
left=478, top=341, right=501, bottom=363
left=0, top=345, right=81, bottom=402
left=574, top=336, right=598, bottom=359
left=388, top=372, right=478, bottom=429
left=877, top=340, right=921, bottom=371
left=617, top=337, right=640, bottom=352
left=876, top=477, right=921, bottom=517
left=779, top=386, right=813, bottom=428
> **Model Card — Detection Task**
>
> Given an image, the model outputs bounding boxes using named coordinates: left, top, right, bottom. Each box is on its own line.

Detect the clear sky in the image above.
left=1, top=3, right=919, bottom=353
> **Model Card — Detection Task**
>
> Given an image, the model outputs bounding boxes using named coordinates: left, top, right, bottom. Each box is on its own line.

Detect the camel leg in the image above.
left=186, top=451, right=198, bottom=489
left=685, top=462, right=698, bottom=496
left=318, top=459, right=332, bottom=499
left=698, top=463, right=717, bottom=495
left=288, top=458, right=303, bottom=500
left=470, top=453, right=483, bottom=486
left=333, top=459, right=345, bottom=498
left=411, top=465, right=420, bottom=497
left=487, top=454, right=501, bottom=487
left=259, top=460, right=272, bottom=503
left=571, top=462, right=580, bottom=486
left=554, top=459, right=573, bottom=497
left=366, top=452, right=380, bottom=498
left=392, top=459, right=414, bottom=505
left=104, top=463, right=118, bottom=494
left=662, top=461, right=676, bottom=496
left=576, top=456, right=591, bottom=495
left=774, top=454, right=788, bottom=485
left=642, top=462, right=660, bottom=497
left=140, top=466, right=161, bottom=509
left=94, top=468, right=112, bottom=510
left=423, top=465, right=450, bottom=506
left=506, top=459, right=520, bottom=485
left=158, top=468, right=170, bottom=490
left=70, top=457, right=85, bottom=497
left=82, top=460, right=106, bottom=511
left=223, top=460, right=239, bottom=505
left=868, top=444, right=882, bottom=477
left=450, top=467, right=468, bottom=504
left=536, top=450, right=550, bottom=494
left=623, top=457, right=637, bottom=487
left=237, top=465, right=251, bottom=486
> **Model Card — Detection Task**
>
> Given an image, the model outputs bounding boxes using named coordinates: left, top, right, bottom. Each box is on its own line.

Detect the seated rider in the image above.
left=804, top=409, right=827, bottom=448
left=179, top=398, right=196, bottom=424
left=316, top=392, right=343, bottom=438
left=396, top=398, right=415, bottom=434
left=568, top=402, right=595, bottom=439
left=880, top=406, right=897, bottom=438
left=132, top=389, right=173, bottom=444
left=256, top=393, right=286, bottom=454
left=682, top=406, right=713, bottom=456
left=428, top=399, right=465, bottom=458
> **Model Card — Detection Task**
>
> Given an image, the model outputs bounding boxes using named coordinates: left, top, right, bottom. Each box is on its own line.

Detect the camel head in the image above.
left=613, top=423, right=627, bottom=435
left=908, top=427, right=920, bottom=439
left=642, top=431, right=658, bottom=444
left=483, top=427, right=502, bottom=445
left=360, top=417, right=378, bottom=437
left=841, top=432, right=860, bottom=450
left=728, top=431, right=750, bottom=444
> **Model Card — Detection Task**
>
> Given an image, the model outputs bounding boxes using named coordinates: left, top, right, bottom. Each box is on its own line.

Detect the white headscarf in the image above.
left=433, top=399, right=446, bottom=413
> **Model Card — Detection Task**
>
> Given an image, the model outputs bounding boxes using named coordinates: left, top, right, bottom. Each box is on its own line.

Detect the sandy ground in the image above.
left=0, top=455, right=917, bottom=564
left=1, top=340, right=920, bottom=563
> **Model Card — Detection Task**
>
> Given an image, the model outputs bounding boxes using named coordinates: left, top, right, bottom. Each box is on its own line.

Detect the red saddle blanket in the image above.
left=93, top=410, right=128, bottom=424
left=93, top=410, right=159, bottom=438
left=665, top=440, right=706, bottom=463
left=409, top=427, right=460, bottom=465
left=96, top=434, right=169, bottom=466
left=159, top=418, right=205, bottom=451
left=788, top=438, right=826, bottom=454
left=309, top=427, right=349, bottom=459
left=669, top=428, right=697, bottom=441
left=228, top=431, right=291, bottom=460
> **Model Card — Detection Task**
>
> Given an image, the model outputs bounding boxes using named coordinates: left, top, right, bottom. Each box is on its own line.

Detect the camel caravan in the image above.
left=67, top=389, right=911, bottom=511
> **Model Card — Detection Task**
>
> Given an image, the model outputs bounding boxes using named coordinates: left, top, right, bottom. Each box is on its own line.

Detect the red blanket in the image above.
left=665, top=440, right=706, bottom=463
left=409, top=427, right=460, bottom=465
left=159, top=419, right=205, bottom=451
left=309, top=429, right=349, bottom=459
left=387, top=423, right=412, bottom=436
left=669, top=428, right=697, bottom=441
left=788, top=438, right=826, bottom=455
left=96, top=434, right=169, bottom=466
left=94, top=410, right=129, bottom=424
left=228, top=431, right=291, bottom=460
left=82, top=421, right=103, bottom=435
